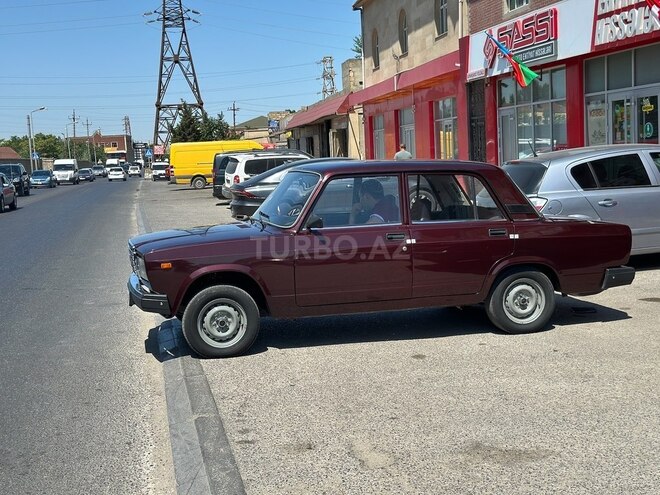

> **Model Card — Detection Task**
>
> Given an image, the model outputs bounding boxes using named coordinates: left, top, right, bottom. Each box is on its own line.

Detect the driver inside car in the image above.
left=349, top=179, right=399, bottom=224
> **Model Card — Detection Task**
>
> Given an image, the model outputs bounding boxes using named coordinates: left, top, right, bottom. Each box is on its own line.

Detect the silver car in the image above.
left=501, top=144, right=660, bottom=255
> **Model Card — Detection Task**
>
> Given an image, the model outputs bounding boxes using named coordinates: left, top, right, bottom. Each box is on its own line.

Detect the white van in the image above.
left=52, top=159, right=80, bottom=185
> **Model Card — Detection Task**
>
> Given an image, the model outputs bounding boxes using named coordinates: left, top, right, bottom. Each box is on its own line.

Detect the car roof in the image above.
left=507, top=144, right=660, bottom=165
left=292, top=159, right=500, bottom=176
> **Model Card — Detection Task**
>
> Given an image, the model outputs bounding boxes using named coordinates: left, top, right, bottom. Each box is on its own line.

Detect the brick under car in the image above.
left=128, top=160, right=635, bottom=358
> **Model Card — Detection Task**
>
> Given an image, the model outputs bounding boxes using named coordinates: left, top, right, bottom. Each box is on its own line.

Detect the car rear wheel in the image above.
left=182, top=285, right=260, bottom=358
left=0, top=196, right=4, bottom=213
left=191, top=177, right=206, bottom=189
left=486, top=270, right=555, bottom=334
left=9, top=194, right=17, bottom=210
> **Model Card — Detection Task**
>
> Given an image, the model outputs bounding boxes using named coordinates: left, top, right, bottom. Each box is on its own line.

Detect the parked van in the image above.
left=169, top=140, right=263, bottom=189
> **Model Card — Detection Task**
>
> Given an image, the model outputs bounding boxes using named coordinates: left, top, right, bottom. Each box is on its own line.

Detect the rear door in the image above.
left=579, top=151, right=660, bottom=253
left=407, top=173, right=514, bottom=297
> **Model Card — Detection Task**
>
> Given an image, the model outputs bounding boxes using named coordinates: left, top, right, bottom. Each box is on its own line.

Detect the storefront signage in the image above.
left=592, top=0, right=660, bottom=50
left=483, top=8, right=558, bottom=70
left=467, top=0, right=595, bottom=82
left=641, top=97, right=655, bottom=113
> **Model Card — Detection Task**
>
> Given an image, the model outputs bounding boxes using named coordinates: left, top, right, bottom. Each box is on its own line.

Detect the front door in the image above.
left=499, top=108, right=516, bottom=164
left=609, top=92, right=633, bottom=144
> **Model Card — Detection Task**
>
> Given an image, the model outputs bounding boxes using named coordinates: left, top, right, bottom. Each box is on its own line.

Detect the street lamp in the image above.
left=28, top=106, right=47, bottom=171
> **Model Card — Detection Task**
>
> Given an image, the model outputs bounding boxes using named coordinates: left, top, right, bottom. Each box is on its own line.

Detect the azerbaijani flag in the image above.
left=485, top=32, right=539, bottom=88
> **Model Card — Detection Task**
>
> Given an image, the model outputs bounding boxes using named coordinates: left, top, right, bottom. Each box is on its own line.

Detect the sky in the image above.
left=0, top=0, right=361, bottom=144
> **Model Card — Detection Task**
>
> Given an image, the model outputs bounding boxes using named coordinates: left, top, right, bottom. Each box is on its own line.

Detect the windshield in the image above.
left=32, top=170, right=50, bottom=176
left=254, top=171, right=320, bottom=228
left=109, top=167, right=123, bottom=172
left=502, top=161, right=548, bottom=195
left=152, top=164, right=167, bottom=170
left=92, top=166, right=103, bottom=170
left=54, top=164, right=74, bottom=171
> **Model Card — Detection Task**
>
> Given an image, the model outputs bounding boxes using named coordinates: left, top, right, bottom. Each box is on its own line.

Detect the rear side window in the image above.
left=225, top=158, right=239, bottom=175
left=214, top=156, right=230, bottom=173
left=589, top=154, right=651, bottom=188
left=501, top=162, right=547, bottom=195
left=244, top=158, right=268, bottom=176
left=570, top=163, right=598, bottom=190
left=651, top=152, right=660, bottom=173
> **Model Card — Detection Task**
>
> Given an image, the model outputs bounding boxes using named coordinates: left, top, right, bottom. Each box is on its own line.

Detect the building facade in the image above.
left=350, top=0, right=660, bottom=165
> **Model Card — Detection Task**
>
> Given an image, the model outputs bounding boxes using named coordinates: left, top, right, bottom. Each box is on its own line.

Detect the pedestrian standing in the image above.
left=394, top=143, right=413, bottom=160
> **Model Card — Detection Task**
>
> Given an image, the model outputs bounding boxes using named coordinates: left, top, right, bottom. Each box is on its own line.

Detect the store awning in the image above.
left=286, top=94, right=350, bottom=129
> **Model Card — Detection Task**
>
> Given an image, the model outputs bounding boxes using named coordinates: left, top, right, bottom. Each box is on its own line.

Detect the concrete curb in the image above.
left=135, top=185, right=246, bottom=495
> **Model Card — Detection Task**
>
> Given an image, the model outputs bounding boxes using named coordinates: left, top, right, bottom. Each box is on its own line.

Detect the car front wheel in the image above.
left=9, top=194, right=17, bottom=210
left=182, top=285, right=260, bottom=358
left=486, top=270, right=555, bottom=334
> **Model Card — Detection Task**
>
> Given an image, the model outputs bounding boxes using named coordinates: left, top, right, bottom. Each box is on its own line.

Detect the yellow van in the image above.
left=169, top=140, right=263, bottom=189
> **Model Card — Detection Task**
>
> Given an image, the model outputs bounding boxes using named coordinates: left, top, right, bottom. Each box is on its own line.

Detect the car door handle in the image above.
left=489, top=228, right=508, bottom=237
left=598, top=199, right=618, bottom=207
left=386, top=233, right=406, bottom=241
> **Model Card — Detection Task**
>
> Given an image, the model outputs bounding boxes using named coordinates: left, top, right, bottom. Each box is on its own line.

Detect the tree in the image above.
left=170, top=102, right=239, bottom=142
left=352, top=35, right=363, bottom=59
left=170, top=102, right=202, bottom=143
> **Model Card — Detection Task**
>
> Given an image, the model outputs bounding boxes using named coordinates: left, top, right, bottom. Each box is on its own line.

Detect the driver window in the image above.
left=310, top=175, right=401, bottom=227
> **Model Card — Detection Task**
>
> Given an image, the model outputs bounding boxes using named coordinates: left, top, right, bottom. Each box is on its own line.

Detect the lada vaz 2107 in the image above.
left=128, top=160, right=635, bottom=358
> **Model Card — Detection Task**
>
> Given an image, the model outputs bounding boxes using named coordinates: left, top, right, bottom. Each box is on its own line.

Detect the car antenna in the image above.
left=527, top=140, right=538, bottom=157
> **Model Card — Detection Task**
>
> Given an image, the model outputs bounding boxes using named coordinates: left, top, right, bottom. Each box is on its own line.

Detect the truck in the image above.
left=169, top=140, right=263, bottom=189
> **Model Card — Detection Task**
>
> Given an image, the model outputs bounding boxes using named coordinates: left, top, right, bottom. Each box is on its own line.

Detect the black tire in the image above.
left=0, top=195, right=4, bottom=213
left=191, top=177, right=206, bottom=190
left=25, top=184, right=30, bottom=196
left=109, top=179, right=112, bottom=182
left=181, top=285, right=260, bottom=358
left=486, top=270, right=555, bottom=334
left=123, top=177, right=127, bottom=181
left=9, top=193, right=17, bottom=210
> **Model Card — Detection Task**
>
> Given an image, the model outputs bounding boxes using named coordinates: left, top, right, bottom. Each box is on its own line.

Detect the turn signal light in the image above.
left=160, top=262, right=172, bottom=270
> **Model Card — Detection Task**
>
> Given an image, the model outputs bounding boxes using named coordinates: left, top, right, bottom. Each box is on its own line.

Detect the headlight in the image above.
left=136, top=256, right=149, bottom=281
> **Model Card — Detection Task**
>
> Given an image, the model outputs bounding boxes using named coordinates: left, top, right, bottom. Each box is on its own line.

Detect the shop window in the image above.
left=552, top=101, right=567, bottom=149
left=533, top=103, right=552, bottom=153
left=585, top=57, right=605, bottom=94
left=434, top=98, right=458, bottom=159
left=607, top=51, right=632, bottom=90
left=499, top=77, right=515, bottom=107
left=399, top=108, right=415, bottom=157
left=373, top=114, right=385, bottom=159
left=551, top=68, right=566, bottom=99
left=635, top=44, right=660, bottom=86
left=516, top=82, right=532, bottom=104
left=517, top=105, right=533, bottom=157
left=508, top=0, right=529, bottom=11
left=372, top=30, right=380, bottom=70
left=435, top=0, right=448, bottom=37
left=532, top=76, right=550, bottom=102
left=398, top=10, right=408, bottom=56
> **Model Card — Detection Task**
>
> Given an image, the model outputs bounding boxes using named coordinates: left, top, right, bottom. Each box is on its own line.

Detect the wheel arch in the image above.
left=487, top=262, right=561, bottom=296
left=176, top=270, right=270, bottom=318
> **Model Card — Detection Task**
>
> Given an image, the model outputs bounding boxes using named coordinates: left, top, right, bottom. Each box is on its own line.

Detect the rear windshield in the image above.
left=225, top=158, right=239, bottom=174
left=152, top=164, right=168, bottom=170
left=109, top=167, right=123, bottom=172
left=92, top=166, right=104, bottom=170
left=214, top=156, right=231, bottom=173
left=0, top=165, right=21, bottom=175
left=502, top=161, right=548, bottom=195
left=53, top=164, right=74, bottom=171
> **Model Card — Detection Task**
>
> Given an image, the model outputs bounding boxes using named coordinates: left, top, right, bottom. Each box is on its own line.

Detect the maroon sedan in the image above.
left=128, top=160, right=635, bottom=358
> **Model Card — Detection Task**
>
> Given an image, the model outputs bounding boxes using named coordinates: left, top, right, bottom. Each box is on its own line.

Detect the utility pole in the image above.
left=69, top=110, right=79, bottom=159
left=123, top=115, right=132, bottom=136
left=227, top=101, right=240, bottom=130
left=145, top=2, right=203, bottom=152
left=84, top=119, right=92, bottom=161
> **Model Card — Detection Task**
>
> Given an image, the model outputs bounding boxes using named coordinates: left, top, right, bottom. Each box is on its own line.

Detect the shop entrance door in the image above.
left=498, top=108, right=516, bottom=164
left=635, top=91, right=659, bottom=144
left=609, top=93, right=633, bottom=144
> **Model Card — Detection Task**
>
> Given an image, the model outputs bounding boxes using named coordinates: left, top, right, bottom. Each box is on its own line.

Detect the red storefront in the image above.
left=466, top=0, right=660, bottom=165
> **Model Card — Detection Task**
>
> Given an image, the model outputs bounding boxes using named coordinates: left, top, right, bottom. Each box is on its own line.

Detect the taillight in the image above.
left=233, top=175, right=240, bottom=184
left=234, top=189, right=256, bottom=198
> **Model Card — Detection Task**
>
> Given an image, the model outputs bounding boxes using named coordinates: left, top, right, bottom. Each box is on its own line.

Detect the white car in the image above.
left=128, top=165, right=141, bottom=177
left=107, top=167, right=127, bottom=181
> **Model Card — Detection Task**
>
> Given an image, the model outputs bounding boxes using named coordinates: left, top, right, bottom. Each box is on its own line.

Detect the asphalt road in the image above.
left=136, top=179, right=659, bottom=495
left=2, top=177, right=658, bottom=494
left=0, top=179, right=174, bottom=494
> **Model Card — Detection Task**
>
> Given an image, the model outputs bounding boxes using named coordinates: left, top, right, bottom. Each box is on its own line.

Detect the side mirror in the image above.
left=305, top=214, right=323, bottom=230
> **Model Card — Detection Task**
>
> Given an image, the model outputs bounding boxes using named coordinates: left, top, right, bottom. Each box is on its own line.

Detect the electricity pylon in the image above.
left=146, top=1, right=204, bottom=151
